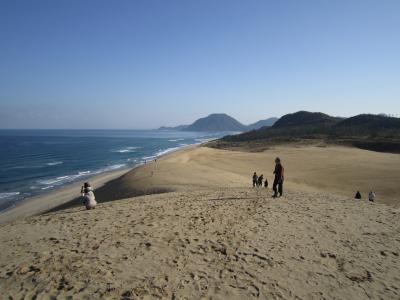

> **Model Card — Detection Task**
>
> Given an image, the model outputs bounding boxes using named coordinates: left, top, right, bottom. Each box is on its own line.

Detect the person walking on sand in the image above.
left=368, top=191, right=376, bottom=202
left=355, top=191, right=362, bottom=200
left=257, top=174, right=264, bottom=187
left=252, top=172, right=258, bottom=187
left=272, top=157, right=284, bottom=198
left=81, top=182, right=97, bottom=210
left=264, top=178, right=268, bottom=188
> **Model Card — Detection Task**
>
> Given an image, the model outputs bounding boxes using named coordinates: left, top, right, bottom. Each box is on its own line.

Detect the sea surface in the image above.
left=0, top=129, right=229, bottom=212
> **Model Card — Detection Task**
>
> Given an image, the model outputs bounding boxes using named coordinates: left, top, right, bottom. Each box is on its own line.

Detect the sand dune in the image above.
left=1, top=188, right=399, bottom=299
left=0, top=145, right=399, bottom=299
left=98, top=145, right=400, bottom=206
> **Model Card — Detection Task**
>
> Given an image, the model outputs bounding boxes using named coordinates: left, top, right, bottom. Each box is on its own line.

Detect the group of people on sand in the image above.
left=253, top=157, right=284, bottom=198
left=252, top=172, right=267, bottom=188
left=80, top=156, right=378, bottom=211
left=355, top=190, right=376, bottom=202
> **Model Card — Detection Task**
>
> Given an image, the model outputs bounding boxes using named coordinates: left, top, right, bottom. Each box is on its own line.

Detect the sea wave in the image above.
left=194, top=138, right=213, bottom=143
left=46, top=161, right=63, bottom=166
left=9, top=161, right=63, bottom=169
left=37, top=164, right=127, bottom=187
left=142, top=155, right=157, bottom=161
left=156, top=147, right=180, bottom=156
left=168, top=139, right=184, bottom=142
left=113, top=146, right=141, bottom=153
left=0, top=192, right=20, bottom=199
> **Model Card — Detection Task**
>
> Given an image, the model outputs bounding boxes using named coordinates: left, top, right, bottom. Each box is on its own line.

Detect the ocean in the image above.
left=0, top=129, right=229, bottom=212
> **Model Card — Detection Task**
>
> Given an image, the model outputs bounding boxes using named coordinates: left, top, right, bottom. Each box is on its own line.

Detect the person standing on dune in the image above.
left=257, top=174, right=264, bottom=187
left=272, top=157, right=284, bottom=198
left=252, top=172, right=258, bottom=187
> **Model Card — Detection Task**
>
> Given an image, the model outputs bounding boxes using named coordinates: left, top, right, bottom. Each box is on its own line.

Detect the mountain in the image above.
left=247, top=117, right=278, bottom=130
left=159, top=114, right=278, bottom=132
left=215, top=111, right=400, bottom=153
left=183, top=113, right=248, bottom=132
left=334, top=114, right=400, bottom=130
left=273, top=111, right=341, bottom=128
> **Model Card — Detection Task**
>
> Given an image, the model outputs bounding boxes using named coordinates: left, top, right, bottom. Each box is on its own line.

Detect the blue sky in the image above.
left=0, top=0, right=399, bottom=129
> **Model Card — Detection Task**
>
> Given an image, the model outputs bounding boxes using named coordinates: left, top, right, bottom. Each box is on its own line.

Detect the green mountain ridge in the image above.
left=216, top=111, right=400, bottom=153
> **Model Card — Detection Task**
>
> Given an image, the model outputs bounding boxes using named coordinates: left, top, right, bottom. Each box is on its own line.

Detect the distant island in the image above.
left=158, top=113, right=278, bottom=132
left=206, top=111, right=400, bottom=153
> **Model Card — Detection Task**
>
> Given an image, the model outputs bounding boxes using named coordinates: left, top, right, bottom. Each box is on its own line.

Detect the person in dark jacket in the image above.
left=252, top=172, right=258, bottom=187
left=355, top=191, right=362, bottom=199
left=257, top=174, right=264, bottom=187
left=264, top=178, right=268, bottom=188
left=272, top=157, right=284, bottom=197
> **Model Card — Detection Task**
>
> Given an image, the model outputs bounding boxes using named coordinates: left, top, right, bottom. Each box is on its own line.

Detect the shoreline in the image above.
left=0, top=144, right=198, bottom=224
left=0, top=167, right=131, bottom=224
left=2, top=142, right=399, bottom=224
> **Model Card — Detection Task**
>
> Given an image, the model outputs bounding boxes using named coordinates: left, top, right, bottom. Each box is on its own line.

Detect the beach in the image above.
left=0, top=144, right=399, bottom=299
left=0, top=167, right=130, bottom=224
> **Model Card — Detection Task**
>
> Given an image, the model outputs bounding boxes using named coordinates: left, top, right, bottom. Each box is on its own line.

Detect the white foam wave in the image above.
left=98, top=164, right=126, bottom=172
left=113, top=146, right=141, bottom=153
left=46, top=161, right=63, bottom=166
left=156, top=147, right=180, bottom=157
left=0, top=192, right=20, bottom=199
left=41, top=185, right=54, bottom=190
left=194, top=138, right=213, bottom=143
left=142, top=155, right=157, bottom=161
left=78, top=171, right=91, bottom=175
left=168, top=139, right=184, bottom=142
left=37, top=164, right=127, bottom=187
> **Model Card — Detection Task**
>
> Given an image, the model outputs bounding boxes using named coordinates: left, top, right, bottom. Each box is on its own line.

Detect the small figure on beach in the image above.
left=368, top=191, right=376, bottom=202
left=257, top=174, right=264, bottom=187
left=355, top=191, right=362, bottom=199
left=272, top=157, right=284, bottom=198
left=264, top=178, right=268, bottom=188
left=252, top=172, right=258, bottom=187
left=81, top=182, right=97, bottom=210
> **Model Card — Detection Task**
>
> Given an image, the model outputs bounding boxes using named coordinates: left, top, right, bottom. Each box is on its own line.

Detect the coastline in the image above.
left=0, top=144, right=198, bottom=224
left=2, top=142, right=400, bottom=224
left=0, top=167, right=130, bottom=224
left=1, top=143, right=399, bottom=298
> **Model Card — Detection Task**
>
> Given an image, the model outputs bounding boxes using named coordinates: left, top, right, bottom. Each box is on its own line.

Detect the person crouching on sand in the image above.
left=272, top=157, right=284, bottom=198
left=81, top=182, right=97, bottom=210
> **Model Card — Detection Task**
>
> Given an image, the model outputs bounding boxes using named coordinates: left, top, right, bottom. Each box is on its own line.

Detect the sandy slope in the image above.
left=0, top=145, right=399, bottom=299
left=100, top=145, right=400, bottom=206
left=0, top=188, right=399, bottom=299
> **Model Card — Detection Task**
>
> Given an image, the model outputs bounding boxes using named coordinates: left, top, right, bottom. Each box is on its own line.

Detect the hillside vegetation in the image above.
left=207, top=111, right=400, bottom=153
